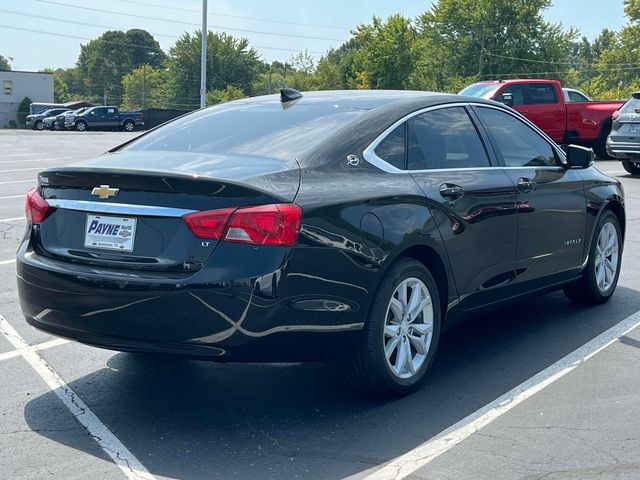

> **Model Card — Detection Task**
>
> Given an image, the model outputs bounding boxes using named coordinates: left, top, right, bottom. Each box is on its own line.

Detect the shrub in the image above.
left=17, top=96, right=32, bottom=128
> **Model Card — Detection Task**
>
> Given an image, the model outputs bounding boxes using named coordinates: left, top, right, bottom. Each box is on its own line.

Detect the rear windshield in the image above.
left=620, top=96, right=640, bottom=113
left=123, top=102, right=364, bottom=159
left=459, top=83, right=502, bottom=99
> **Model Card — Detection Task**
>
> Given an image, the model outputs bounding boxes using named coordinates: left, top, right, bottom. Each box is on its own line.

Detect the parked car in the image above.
left=460, top=79, right=624, bottom=158
left=25, top=108, right=69, bottom=130
left=70, top=106, right=144, bottom=132
left=17, top=90, right=625, bottom=397
left=52, top=107, right=89, bottom=131
left=563, top=88, right=593, bottom=102
left=606, top=92, right=640, bottom=175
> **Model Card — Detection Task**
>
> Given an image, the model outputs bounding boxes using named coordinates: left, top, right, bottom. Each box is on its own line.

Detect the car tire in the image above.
left=75, top=120, right=87, bottom=132
left=123, top=120, right=135, bottom=132
left=622, top=160, right=640, bottom=175
left=593, top=122, right=613, bottom=160
left=35, top=120, right=44, bottom=131
left=346, top=258, right=441, bottom=397
left=564, top=210, right=622, bottom=304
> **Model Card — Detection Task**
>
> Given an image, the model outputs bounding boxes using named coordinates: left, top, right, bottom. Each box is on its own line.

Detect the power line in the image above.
left=35, top=0, right=347, bottom=42
left=109, top=0, right=349, bottom=31
left=485, top=51, right=640, bottom=68
left=0, top=21, right=328, bottom=55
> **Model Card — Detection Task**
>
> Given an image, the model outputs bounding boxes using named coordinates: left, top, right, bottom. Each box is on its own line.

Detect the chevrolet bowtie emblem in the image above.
left=91, top=185, right=119, bottom=199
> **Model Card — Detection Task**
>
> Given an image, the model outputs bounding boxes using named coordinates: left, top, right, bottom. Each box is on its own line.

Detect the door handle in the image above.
left=439, top=183, right=465, bottom=200
left=517, top=177, right=536, bottom=192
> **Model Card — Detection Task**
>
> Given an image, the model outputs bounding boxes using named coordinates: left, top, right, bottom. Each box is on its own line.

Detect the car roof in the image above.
left=235, top=90, right=453, bottom=111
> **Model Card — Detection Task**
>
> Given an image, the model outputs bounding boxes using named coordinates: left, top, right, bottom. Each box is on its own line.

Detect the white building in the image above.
left=0, top=70, right=54, bottom=128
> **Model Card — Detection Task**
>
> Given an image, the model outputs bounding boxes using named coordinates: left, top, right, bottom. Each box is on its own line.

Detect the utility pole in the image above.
left=142, top=64, right=147, bottom=109
left=478, top=34, right=485, bottom=77
left=200, top=0, right=208, bottom=109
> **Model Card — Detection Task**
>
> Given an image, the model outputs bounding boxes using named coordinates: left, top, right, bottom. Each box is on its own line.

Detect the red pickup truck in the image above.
left=460, top=79, right=624, bottom=158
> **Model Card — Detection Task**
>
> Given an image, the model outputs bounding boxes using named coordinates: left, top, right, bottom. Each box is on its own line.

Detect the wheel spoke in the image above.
left=410, top=322, right=433, bottom=336
left=408, top=333, right=427, bottom=355
left=395, top=337, right=410, bottom=374
left=596, top=263, right=605, bottom=288
left=385, top=324, right=400, bottom=337
left=385, top=335, right=401, bottom=360
left=406, top=284, right=422, bottom=318
left=398, top=281, right=408, bottom=309
left=389, top=297, right=403, bottom=321
left=409, top=298, right=431, bottom=321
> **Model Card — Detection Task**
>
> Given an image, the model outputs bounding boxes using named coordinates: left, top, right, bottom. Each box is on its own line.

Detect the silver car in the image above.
left=607, top=92, right=640, bottom=175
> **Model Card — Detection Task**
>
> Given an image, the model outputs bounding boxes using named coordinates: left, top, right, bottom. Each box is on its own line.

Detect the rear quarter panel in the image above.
left=566, top=101, right=624, bottom=143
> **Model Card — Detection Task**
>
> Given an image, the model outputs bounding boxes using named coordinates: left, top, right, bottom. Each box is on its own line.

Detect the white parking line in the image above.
left=364, top=309, right=640, bottom=480
left=0, top=194, right=25, bottom=200
left=0, top=217, right=24, bottom=223
left=0, top=314, right=156, bottom=480
left=0, top=259, right=16, bottom=266
left=0, top=338, right=69, bottom=363
left=0, top=179, right=35, bottom=185
left=0, top=167, right=42, bottom=173
left=0, top=157, right=71, bottom=165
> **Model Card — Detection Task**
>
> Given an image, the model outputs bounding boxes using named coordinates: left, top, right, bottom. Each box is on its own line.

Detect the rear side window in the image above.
left=124, top=102, right=363, bottom=160
left=374, top=124, right=406, bottom=169
left=476, top=107, right=559, bottom=167
left=567, top=91, right=589, bottom=102
left=407, top=107, right=491, bottom=170
left=527, top=83, right=557, bottom=104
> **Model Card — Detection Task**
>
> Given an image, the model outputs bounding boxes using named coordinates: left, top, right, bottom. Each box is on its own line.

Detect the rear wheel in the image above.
left=622, top=160, right=640, bottom=175
left=75, top=120, right=87, bottom=132
left=123, top=120, right=135, bottom=132
left=346, top=259, right=441, bottom=397
left=593, top=121, right=613, bottom=159
left=564, top=210, right=622, bottom=304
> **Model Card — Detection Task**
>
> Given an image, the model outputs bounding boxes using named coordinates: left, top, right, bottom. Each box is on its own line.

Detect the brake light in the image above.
left=183, top=204, right=302, bottom=246
left=183, top=208, right=235, bottom=240
left=613, top=110, right=620, bottom=120
left=25, top=188, right=53, bottom=224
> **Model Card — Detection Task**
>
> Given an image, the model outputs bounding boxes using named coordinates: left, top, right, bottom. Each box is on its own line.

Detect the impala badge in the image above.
left=91, top=185, right=119, bottom=199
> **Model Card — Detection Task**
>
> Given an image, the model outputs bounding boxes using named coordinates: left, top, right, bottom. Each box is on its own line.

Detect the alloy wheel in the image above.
left=595, top=222, right=619, bottom=293
left=383, top=277, right=434, bottom=379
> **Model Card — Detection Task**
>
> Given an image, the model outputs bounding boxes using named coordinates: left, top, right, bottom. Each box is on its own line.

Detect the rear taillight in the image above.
left=25, top=188, right=53, bottom=224
left=183, top=204, right=302, bottom=246
left=613, top=110, right=620, bottom=120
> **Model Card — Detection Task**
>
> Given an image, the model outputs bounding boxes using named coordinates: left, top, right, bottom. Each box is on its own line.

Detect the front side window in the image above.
left=502, top=85, right=526, bottom=106
left=476, top=107, right=559, bottom=167
left=527, top=83, right=557, bottom=104
left=374, top=124, right=406, bottom=169
left=407, top=107, right=491, bottom=170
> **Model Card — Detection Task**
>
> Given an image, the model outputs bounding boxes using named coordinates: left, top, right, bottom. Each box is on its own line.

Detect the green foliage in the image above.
left=17, top=96, right=32, bottom=127
left=41, top=68, right=70, bottom=103
left=0, top=54, right=11, bottom=70
left=206, top=85, right=246, bottom=106
left=77, top=29, right=166, bottom=103
left=166, top=31, right=261, bottom=108
left=122, top=65, right=171, bottom=110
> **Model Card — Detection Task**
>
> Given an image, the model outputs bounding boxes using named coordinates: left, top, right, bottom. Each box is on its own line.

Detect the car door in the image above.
left=87, top=108, right=103, bottom=127
left=473, top=105, right=587, bottom=287
left=405, top=105, right=519, bottom=309
left=104, top=107, right=119, bottom=127
left=519, top=82, right=566, bottom=143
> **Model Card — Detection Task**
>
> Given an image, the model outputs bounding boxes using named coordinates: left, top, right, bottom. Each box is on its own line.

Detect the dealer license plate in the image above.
left=84, top=214, right=136, bottom=252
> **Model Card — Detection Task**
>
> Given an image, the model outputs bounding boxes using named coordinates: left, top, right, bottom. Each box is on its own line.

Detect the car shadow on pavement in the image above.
left=24, top=286, right=640, bottom=480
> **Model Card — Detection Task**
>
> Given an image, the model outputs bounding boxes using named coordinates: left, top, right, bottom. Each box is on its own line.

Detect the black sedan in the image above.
left=17, top=90, right=625, bottom=396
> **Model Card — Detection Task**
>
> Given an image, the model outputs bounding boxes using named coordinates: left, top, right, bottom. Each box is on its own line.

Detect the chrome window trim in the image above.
left=362, top=101, right=567, bottom=174
left=46, top=199, right=196, bottom=217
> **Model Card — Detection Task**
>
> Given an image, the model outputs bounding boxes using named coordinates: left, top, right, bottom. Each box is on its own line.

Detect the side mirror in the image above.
left=498, top=92, right=514, bottom=107
left=566, top=144, right=594, bottom=169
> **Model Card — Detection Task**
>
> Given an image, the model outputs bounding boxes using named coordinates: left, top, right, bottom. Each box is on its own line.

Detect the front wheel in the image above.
left=35, top=120, right=44, bottom=131
left=622, top=160, right=640, bottom=175
left=564, top=210, right=622, bottom=304
left=346, top=258, right=441, bottom=397
left=123, top=120, right=135, bottom=132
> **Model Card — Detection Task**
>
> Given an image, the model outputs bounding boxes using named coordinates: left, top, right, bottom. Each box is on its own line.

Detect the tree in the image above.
left=121, top=65, right=171, bottom=110
left=412, top=0, right=577, bottom=91
left=77, top=29, right=165, bottom=104
left=166, top=31, right=261, bottom=108
left=40, top=68, right=70, bottom=103
left=206, top=85, right=246, bottom=105
left=17, top=96, right=32, bottom=127
left=350, top=15, right=416, bottom=89
left=0, top=54, right=11, bottom=70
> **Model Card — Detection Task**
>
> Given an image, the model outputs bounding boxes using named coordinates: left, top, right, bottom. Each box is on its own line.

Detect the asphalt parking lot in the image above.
left=1, top=129, right=639, bottom=480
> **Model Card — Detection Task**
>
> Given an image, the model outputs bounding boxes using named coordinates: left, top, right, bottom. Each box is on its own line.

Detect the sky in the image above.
left=0, top=0, right=629, bottom=72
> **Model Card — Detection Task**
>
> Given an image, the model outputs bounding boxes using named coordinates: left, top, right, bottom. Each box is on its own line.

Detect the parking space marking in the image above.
left=0, top=158, right=71, bottom=165
left=0, top=167, right=43, bottom=173
left=364, top=309, right=640, bottom=480
left=0, top=259, right=16, bottom=266
left=0, top=194, right=25, bottom=200
left=0, top=180, right=35, bottom=185
left=0, top=338, right=70, bottom=363
left=0, top=314, right=156, bottom=480
left=0, top=217, right=24, bottom=223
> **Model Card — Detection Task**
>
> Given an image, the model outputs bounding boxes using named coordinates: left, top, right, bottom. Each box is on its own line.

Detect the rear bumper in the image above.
left=606, top=138, right=640, bottom=159
left=16, top=239, right=365, bottom=362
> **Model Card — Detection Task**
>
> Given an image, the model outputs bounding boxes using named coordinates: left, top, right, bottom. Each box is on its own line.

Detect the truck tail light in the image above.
left=25, top=188, right=54, bottom=224
left=612, top=110, right=620, bottom=120
left=183, top=204, right=302, bottom=246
